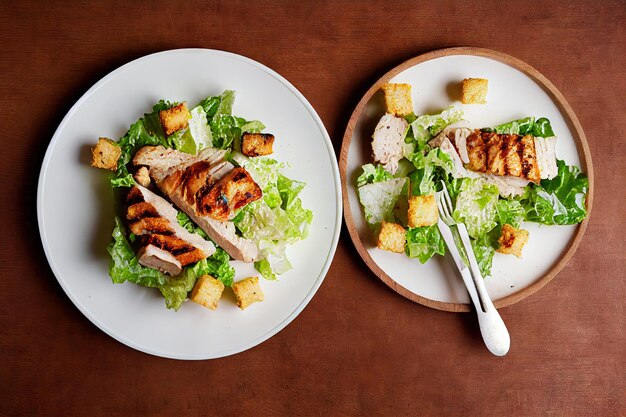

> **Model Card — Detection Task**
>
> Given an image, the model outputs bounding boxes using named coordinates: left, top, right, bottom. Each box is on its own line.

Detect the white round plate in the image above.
left=341, top=48, right=592, bottom=312
left=38, top=49, right=341, bottom=359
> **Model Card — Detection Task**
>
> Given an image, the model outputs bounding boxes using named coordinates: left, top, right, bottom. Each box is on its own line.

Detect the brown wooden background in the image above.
left=1, top=1, right=624, bottom=416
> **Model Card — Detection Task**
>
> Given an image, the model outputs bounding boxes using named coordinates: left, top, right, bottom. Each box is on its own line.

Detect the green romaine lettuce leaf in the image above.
left=405, top=225, right=445, bottom=263
left=532, top=117, right=554, bottom=138
left=198, top=95, right=221, bottom=119
left=493, top=117, right=535, bottom=135
left=188, top=106, right=213, bottom=152
left=496, top=199, right=525, bottom=228
left=452, top=178, right=499, bottom=239
left=409, top=106, right=463, bottom=150
left=277, top=174, right=306, bottom=209
left=205, top=91, right=265, bottom=149
left=234, top=165, right=312, bottom=280
left=492, top=116, right=554, bottom=138
left=243, top=157, right=285, bottom=190
left=215, top=90, right=235, bottom=116
left=168, top=129, right=196, bottom=154
left=408, top=148, right=454, bottom=196
left=470, top=232, right=498, bottom=277
left=357, top=164, right=393, bottom=187
left=357, top=178, right=407, bottom=226
left=521, top=160, right=588, bottom=225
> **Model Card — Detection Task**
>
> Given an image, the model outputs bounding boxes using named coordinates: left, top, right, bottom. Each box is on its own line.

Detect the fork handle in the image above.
left=457, top=224, right=511, bottom=356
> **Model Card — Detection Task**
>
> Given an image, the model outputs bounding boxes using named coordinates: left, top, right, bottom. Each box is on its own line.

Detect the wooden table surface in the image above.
left=1, top=1, right=624, bottom=416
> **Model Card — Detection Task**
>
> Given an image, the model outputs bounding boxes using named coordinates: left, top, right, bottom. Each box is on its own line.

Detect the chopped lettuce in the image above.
left=492, top=116, right=555, bottom=138
left=532, top=118, right=555, bottom=138
left=242, top=157, right=284, bottom=190
left=471, top=233, right=498, bottom=277
left=408, top=148, right=455, bottom=196
left=452, top=178, right=499, bottom=239
left=492, top=117, right=535, bottom=136
left=188, top=106, right=213, bottom=151
left=234, top=158, right=312, bottom=280
left=521, top=160, right=588, bottom=225
left=277, top=174, right=306, bottom=209
left=198, top=95, right=221, bottom=118
left=205, top=90, right=265, bottom=149
left=236, top=198, right=312, bottom=280
left=357, top=163, right=393, bottom=187
left=405, top=225, right=446, bottom=263
left=409, top=106, right=463, bottom=150
left=496, top=199, right=525, bottom=228
left=168, top=129, right=196, bottom=154
left=357, top=178, right=407, bottom=226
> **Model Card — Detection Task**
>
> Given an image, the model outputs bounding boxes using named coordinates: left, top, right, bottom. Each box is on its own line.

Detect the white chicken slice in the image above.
left=372, top=113, right=409, bottom=174
left=534, top=136, right=558, bottom=179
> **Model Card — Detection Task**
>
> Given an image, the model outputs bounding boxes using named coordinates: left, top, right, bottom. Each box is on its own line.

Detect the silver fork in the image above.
left=435, top=182, right=510, bottom=356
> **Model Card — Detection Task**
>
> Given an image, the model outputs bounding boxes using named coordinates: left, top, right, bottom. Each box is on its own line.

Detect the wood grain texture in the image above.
left=0, top=1, right=624, bottom=416
left=340, top=47, right=594, bottom=312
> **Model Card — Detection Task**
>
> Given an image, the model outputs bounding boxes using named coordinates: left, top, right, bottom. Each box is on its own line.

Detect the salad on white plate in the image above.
left=90, top=90, right=313, bottom=311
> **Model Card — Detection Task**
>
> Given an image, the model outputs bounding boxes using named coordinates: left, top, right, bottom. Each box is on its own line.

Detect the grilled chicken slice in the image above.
left=464, top=130, right=541, bottom=184
left=126, top=185, right=215, bottom=275
left=133, top=146, right=262, bottom=262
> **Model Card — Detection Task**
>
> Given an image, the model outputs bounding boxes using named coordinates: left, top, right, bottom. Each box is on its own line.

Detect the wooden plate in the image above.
left=340, top=47, right=594, bottom=312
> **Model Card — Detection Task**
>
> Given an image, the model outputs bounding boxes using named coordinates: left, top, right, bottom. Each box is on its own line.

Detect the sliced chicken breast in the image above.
left=133, top=146, right=261, bottom=262
left=126, top=185, right=216, bottom=275
left=534, top=136, right=558, bottom=179
left=137, top=245, right=182, bottom=276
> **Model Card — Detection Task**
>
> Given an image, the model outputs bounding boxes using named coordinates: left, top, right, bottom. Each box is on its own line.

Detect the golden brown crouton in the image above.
left=197, top=167, right=262, bottom=221
left=381, top=83, right=413, bottom=117
left=461, top=78, right=488, bottom=104
left=408, top=195, right=439, bottom=228
left=190, top=275, right=225, bottom=310
left=497, top=224, right=529, bottom=258
left=134, top=166, right=151, bottom=187
left=377, top=221, right=406, bottom=253
left=159, top=102, right=190, bottom=136
left=90, top=137, right=121, bottom=171
left=241, top=133, right=275, bottom=157
left=232, top=277, right=264, bottom=310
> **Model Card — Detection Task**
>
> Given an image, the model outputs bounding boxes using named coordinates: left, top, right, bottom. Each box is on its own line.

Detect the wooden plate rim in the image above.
left=339, top=46, right=594, bottom=313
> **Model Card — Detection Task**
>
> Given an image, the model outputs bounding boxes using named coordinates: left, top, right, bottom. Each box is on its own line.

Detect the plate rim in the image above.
left=37, top=48, right=342, bottom=359
left=339, top=46, right=594, bottom=313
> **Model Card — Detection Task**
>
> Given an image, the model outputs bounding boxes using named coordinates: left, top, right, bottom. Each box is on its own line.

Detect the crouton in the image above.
left=159, top=102, right=190, bottom=135
left=232, top=277, right=264, bottom=310
left=408, top=195, right=439, bottom=227
left=497, top=224, right=529, bottom=258
left=461, top=78, right=488, bottom=104
left=381, top=83, right=413, bottom=117
left=377, top=221, right=406, bottom=253
left=241, top=133, right=275, bottom=157
left=133, top=166, right=151, bottom=187
left=190, top=275, right=225, bottom=310
left=90, top=137, right=121, bottom=171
